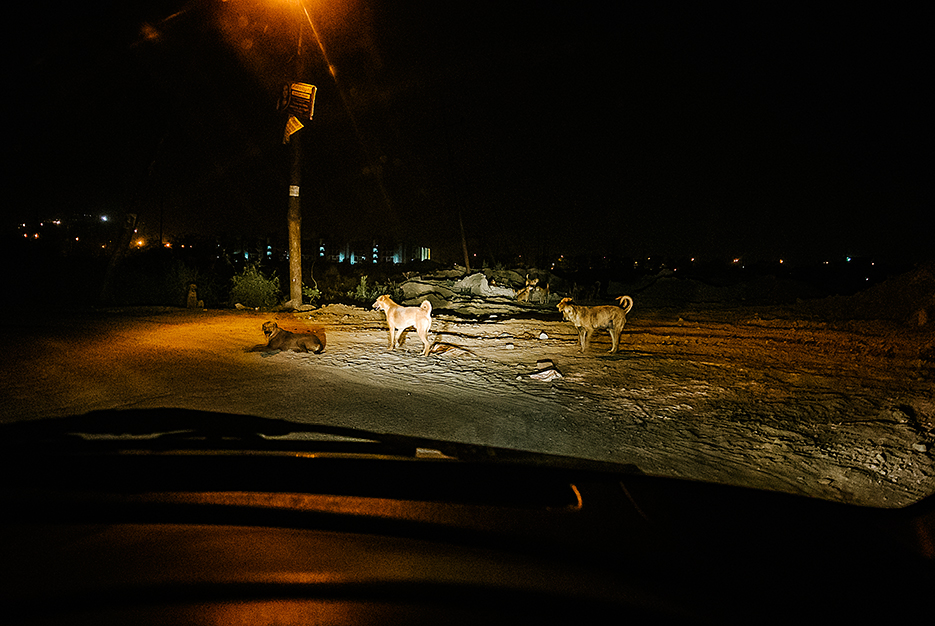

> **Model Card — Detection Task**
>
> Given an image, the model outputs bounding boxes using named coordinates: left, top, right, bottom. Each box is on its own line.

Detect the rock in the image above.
left=401, top=280, right=456, bottom=300
left=539, top=332, right=549, bottom=340
left=529, top=368, right=562, bottom=381
left=488, top=269, right=526, bottom=289
left=403, top=293, right=452, bottom=311
left=912, top=443, right=928, bottom=453
left=453, top=273, right=484, bottom=293
left=395, top=275, right=557, bottom=316
left=453, top=272, right=515, bottom=298
left=317, top=303, right=367, bottom=316
left=442, top=296, right=547, bottom=316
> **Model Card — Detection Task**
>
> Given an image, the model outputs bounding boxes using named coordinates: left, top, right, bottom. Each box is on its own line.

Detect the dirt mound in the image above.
left=798, top=261, right=935, bottom=326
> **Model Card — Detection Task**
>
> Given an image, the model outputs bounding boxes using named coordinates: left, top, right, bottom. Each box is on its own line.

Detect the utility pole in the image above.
left=287, top=121, right=303, bottom=307
left=281, top=4, right=317, bottom=307
left=459, top=209, right=470, bottom=273
left=286, top=21, right=305, bottom=308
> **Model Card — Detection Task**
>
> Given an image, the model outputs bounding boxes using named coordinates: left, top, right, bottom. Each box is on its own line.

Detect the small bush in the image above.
left=346, top=275, right=398, bottom=303
left=229, top=264, right=281, bottom=308
left=302, top=284, right=321, bottom=304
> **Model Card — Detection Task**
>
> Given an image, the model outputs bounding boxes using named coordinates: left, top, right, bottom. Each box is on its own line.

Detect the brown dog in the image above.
left=373, top=295, right=433, bottom=356
left=516, top=275, right=551, bottom=303
left=255, top=321, right=325, bottom=354
left=557, top=295, right=634, bottom=353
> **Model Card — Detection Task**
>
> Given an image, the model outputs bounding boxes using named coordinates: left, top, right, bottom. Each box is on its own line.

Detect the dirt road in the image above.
left=1, top=303, right=933, bottom=507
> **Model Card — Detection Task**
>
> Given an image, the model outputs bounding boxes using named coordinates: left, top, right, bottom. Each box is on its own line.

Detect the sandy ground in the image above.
left=1, top=301, right=933, bottom=508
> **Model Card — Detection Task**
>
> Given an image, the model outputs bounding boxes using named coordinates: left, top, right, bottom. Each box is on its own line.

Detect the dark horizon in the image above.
left=6, top=1, right=931, bottom=268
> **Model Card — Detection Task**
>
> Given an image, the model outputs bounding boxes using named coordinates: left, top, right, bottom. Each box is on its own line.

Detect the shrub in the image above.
left=346, top=275, right=398, bottom=303
left=302, top=284, right=321, bottom=304
left=229, top=264, right=281, bottom=308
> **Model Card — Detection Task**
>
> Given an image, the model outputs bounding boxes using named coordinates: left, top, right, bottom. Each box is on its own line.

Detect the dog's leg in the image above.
left=418, top=324, right=432, bottom=356
left=396, top=327, right=409, bottom=348
left=608, top=329, right=618, bottom=353
left=388, top=327, right=396, bottom=350
left=578, top=327, right=587, bottom=352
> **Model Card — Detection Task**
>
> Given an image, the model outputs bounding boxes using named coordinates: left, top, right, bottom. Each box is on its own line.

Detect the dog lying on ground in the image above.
left=252, top=321, right=326, bottom=354
left=372, top=295, right=433, bottom=356
left=557, top=295, right=634, bottom=353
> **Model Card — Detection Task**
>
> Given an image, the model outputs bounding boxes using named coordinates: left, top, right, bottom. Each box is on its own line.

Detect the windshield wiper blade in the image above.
left=0, top=408, right=643, bottom=474
left=0, top=409, right=412, bottom=454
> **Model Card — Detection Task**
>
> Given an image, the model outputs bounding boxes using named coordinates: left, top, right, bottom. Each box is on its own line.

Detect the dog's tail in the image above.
left=615, top=295, right=634, bottom=315
left=420, top=300, right=433, bottom=314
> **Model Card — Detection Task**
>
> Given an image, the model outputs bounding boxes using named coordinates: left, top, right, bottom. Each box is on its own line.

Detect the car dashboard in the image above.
left=1, top=414, right=933, bottom=625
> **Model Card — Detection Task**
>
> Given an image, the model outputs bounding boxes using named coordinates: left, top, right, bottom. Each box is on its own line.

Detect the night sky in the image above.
left=7, top=1, right=931, bottom=266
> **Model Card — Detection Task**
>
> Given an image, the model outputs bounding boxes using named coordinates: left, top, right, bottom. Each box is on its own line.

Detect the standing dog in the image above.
left=254, top=321, right=326, bottom=354
left=373, top=295, right=433, bottom=356
left=557, top=295, right=634, bottom=353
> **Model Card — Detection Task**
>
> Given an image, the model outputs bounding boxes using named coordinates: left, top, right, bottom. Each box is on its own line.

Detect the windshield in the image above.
left=4, top=1, right=932, bottom=508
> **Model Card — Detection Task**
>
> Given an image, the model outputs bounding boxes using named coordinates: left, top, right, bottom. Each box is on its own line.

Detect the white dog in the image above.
left=372, top=295, right=433, bottom=356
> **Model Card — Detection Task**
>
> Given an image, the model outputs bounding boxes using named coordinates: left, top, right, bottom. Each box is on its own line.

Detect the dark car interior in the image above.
left=1, top=409, right=932, bottom=624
